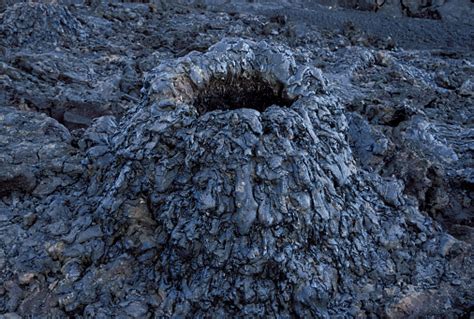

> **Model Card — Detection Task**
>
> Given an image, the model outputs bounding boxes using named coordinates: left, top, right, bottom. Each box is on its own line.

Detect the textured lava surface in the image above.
left=0, top=1, right=472, bottom=318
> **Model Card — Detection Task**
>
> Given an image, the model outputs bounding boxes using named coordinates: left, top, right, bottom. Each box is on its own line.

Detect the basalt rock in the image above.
left=0, top=2, right=89, bottom=49
left=0, top=107, right=81, bottom=196
left=307, top=0, right=473, bottom=21
left=0, top=1, right=472, bottom=318
left=80, top=39, right=471, bottom=317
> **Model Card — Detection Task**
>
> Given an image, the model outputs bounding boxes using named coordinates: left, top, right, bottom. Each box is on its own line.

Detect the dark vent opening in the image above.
left=194, top=73, right=295, bottom=115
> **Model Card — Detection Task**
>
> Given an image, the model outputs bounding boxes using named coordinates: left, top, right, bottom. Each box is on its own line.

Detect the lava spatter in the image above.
left=85, top=39, right=468, bottom=317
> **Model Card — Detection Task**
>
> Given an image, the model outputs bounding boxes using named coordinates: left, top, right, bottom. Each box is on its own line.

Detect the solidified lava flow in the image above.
left=86, top=39, right=470, bottom=317
left=0, top=1, right=472, bottom=318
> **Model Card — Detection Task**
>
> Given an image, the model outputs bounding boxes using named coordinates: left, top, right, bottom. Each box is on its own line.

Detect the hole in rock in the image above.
left=194, top=73, right=296, bottom=115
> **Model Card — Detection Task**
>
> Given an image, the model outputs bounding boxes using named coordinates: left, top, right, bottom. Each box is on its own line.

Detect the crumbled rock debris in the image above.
left=0, top=1, right=472, bottom=317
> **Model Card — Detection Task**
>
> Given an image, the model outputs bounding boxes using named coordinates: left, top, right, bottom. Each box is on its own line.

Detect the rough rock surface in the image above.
left=0, top=107, right=81, bottom=196
left=312, top=0, right=473, bottom=20
left=0, top=1, right=472, bottom=318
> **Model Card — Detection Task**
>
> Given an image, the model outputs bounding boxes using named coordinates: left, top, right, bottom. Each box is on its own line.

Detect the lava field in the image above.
left=0, top=1, right=472, bottom=317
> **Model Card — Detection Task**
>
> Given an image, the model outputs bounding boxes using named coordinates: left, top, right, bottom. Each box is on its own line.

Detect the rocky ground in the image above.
left=0, top=1, right=472, bottom=318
